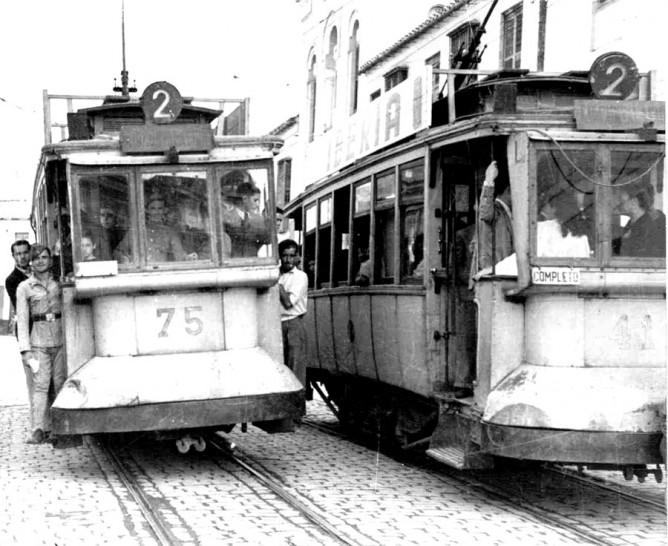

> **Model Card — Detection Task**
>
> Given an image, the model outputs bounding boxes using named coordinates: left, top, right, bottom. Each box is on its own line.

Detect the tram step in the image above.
left=426, top=446, right=466, bottom=469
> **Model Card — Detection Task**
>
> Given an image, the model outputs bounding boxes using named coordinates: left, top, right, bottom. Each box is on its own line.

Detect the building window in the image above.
left=384, top=66, right=408, bottom=92
left=370, top=89, right=381, bottom=102
left=307, top=53, right=317, bottom=142
left=425, top=53, right=441, bottom=102
left=348, top=21, right=360, bottom=116
left=501, top=4, right=522, bottom=69
left=324, top=27, right=338, bottom=131
left=449, top=22, right=480, bottom=68
left=277, top=158, right=292, bottom=206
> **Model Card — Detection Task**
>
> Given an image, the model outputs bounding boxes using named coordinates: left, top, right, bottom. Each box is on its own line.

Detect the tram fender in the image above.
left=483, top=364, right=665, bottom=432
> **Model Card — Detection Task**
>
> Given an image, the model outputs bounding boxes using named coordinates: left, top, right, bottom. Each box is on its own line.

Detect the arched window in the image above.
left=324, top=26, right=338, bottom=130
left=348, top=20, right=360, bottom=115
left=307, top=53, right=317, bottom=142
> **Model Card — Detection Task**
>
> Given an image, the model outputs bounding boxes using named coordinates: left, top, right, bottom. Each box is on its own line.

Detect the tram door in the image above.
left=439, top=142, right=495, bottom=396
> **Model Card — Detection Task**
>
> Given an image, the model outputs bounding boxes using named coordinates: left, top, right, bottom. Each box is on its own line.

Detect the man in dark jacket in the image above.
left=5, top=240, right=31, bottom=334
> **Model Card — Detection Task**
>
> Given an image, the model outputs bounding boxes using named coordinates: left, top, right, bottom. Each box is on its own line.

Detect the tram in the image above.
left=33, top=79, right=304, bottom=451
left=285, top=53, right=665, bottom=479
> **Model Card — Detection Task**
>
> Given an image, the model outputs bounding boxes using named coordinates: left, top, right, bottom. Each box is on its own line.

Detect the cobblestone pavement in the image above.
left=1, top=335, right=665, bottom=545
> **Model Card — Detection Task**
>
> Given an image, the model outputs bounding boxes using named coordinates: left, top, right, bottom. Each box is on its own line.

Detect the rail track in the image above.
left=88, top=431, right=373, bottom=546
left=87, top=435, right=196, bottom=546
left=302, top=417, right=666, bottom=546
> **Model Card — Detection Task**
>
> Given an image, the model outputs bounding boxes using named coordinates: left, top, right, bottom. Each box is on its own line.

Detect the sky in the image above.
left=0, top=0, right=303, bottom=202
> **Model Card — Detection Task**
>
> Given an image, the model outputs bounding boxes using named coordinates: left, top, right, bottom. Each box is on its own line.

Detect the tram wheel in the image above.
left=193, top=437, right=206, bottom=452
left=176, top=438, right=191, bottom=454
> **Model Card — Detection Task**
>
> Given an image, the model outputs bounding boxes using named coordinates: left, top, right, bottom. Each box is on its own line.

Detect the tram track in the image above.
left=89, top=430, right=373, bottom=546
left=545, top=464, right=665, bottom=513
left=302, top=417, right=666, bottom=546
left=87, top=435, right=196, bottom=546
left=207, top=433, right=377, bottom=546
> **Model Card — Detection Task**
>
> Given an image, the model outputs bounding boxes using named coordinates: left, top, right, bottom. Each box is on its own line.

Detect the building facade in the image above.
left=287, top=0, right=664, bottom=197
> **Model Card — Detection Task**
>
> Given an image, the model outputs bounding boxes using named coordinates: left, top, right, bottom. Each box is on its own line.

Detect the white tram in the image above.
left=33, top=81, right=304, bottom=450
left=285, top=56, right=665, bottom=478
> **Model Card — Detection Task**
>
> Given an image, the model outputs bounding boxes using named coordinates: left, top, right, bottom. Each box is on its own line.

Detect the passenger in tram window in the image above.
left=278, top=239, right=309, bottom=387
left=16, top=244, right=66, bottom=445
left=171, top=198, right=210, bottom=261
left=80, top=231, right=98, bottom=261
left=354, top=247, right=371, bottom=286
left=258, top=207, right=290, bottom=258
left=454, top=224, right=475, bottom=285
left=90, top=204, right=125, bottom=261
left=473, top=160, right=514, bottom=273
left=537, top=189, right=591, bottom=258
left=225, top=181, right=271, bottom=257
left=613, top=182, right=666, bottom=258
left=117, top=192, right=186, bottom=263
left=410, top=233, right=425, bottom=277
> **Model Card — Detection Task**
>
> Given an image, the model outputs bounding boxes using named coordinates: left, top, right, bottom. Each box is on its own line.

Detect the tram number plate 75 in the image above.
left=157, top=306, right=203, bottom=337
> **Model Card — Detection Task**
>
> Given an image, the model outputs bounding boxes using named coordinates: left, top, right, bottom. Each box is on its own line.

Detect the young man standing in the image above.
left=16, top=245, right=66, bottom=444
left=278, top=239, right=308, bottom=387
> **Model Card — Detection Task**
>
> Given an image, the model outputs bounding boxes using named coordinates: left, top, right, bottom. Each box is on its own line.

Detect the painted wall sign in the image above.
left=532, top=267, right=581, bottom=285
left=304, top=72, right=431, bottom=185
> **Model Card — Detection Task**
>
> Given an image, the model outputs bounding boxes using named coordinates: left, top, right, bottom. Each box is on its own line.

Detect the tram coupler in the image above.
left=50, top=434, right=83, bottom=449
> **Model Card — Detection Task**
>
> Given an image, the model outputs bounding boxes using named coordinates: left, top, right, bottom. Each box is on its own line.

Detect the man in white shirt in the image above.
left=278, top=239, right=308, bottom=387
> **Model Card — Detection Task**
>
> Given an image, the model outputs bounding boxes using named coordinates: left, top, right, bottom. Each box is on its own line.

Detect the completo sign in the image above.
left=532, top=267, right=581, bottom=285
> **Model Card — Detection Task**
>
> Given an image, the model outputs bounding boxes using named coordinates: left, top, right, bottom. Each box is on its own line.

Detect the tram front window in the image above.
left=611, top=151, right=665, bottom=258
left=219, top=167, right=272, bottom=259
left=78, top=174, right=132, bottom=265
left=535, top=149, right=595, bottom=258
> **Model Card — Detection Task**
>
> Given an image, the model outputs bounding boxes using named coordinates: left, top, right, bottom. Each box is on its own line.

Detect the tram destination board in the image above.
left=120, top=124, right=215, bottom=153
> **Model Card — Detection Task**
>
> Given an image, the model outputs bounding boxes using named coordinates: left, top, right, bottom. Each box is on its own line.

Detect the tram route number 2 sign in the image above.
left=532, top=267, right=581, bottom=285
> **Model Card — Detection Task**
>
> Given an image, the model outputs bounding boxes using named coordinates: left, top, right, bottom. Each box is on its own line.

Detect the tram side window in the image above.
left=352, top=180, right=371, bottom=286
left=219, top=167, right=272, bottom=259
left=332, top=186, right=351, bottom=286
left=611, top=152, right=665, bottom=258
left=304, top=203, right=317, bottom=287
left=78, top=174, right=132, bottom=266
left=399, top=160, right=425, bottom=283
left=318, top=197, right=332, bottom=287
left=535, top=149, right=595, bottom=259
left=374, top=170, right=396, bottom=284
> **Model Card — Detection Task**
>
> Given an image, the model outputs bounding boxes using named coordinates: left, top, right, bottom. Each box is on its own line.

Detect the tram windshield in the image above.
left=72, top=163, right=275, bottom=273
left=534, top=143, right=665, bottom=262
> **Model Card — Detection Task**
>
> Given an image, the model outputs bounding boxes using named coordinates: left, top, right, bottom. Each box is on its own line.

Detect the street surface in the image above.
left=0, top=334, right=665, bottom=545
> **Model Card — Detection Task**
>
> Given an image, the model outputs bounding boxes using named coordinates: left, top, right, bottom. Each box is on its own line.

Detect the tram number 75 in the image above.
left=157, top=307, right=203, bottom=337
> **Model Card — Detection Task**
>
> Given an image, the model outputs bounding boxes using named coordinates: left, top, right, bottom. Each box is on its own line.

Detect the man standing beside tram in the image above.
left=278, top=239, right=308, bottom=389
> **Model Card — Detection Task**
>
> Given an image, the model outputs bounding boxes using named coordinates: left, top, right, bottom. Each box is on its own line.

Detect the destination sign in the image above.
left=532, top=267, right=581, bottom=285
left=120, top=124, right=214, bottom=154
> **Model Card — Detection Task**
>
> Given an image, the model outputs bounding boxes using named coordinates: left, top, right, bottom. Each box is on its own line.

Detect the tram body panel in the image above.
left=473, top=279, right=525, bottom=403
left=331, top=295, right=357, bottom=377
left=313, top=295, right=335, bottom=370
left=523, top=293, right=586, bottom=368
left=583, top=296, right=666, bottom=367
left=348, top=293, right=376, bottom=380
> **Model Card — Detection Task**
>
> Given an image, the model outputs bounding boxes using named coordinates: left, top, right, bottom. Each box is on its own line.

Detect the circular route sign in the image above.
left=141, top=81, right=183, bottom=124
left=589, top=52, right=639, bottom=100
